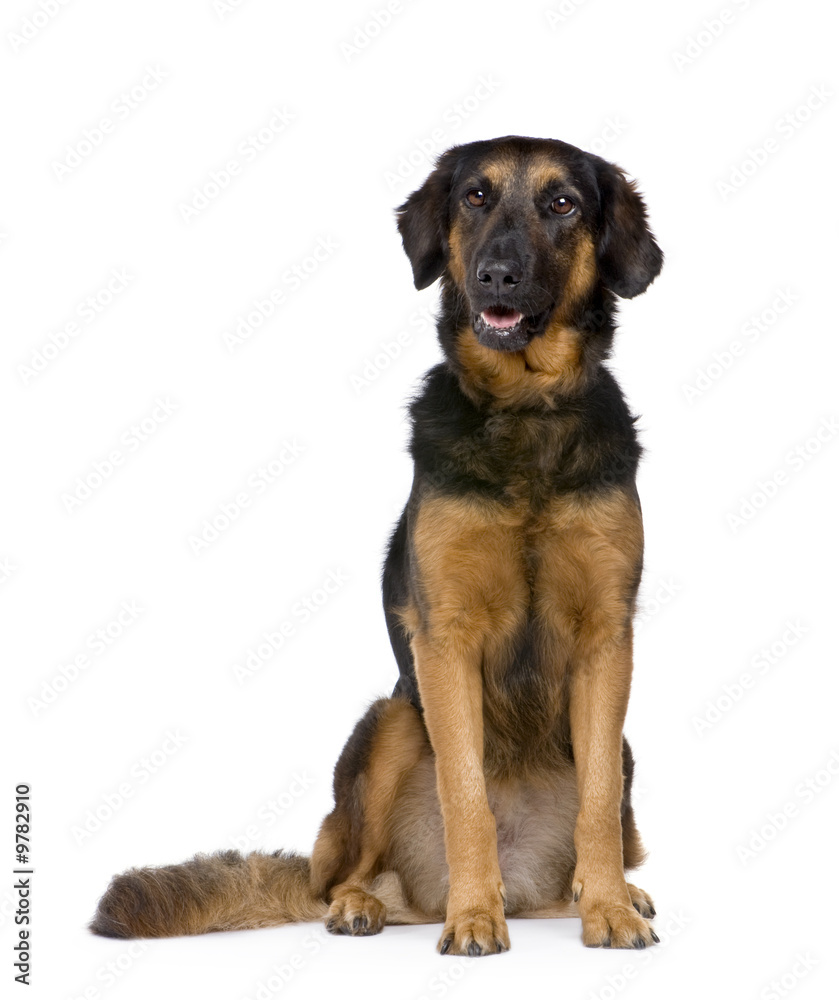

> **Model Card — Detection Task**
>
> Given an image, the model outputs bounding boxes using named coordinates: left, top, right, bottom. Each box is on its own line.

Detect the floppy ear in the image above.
left=396, top=148, right=462, bottom=290
left=594, top=159, right=663, bottom=299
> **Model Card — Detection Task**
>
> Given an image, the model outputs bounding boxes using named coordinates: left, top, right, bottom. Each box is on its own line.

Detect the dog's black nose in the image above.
left=476, top=259, right=523, bottom=296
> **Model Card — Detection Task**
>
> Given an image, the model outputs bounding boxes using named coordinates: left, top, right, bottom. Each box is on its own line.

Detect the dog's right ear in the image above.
left=396, top=147, right=462, bottom=290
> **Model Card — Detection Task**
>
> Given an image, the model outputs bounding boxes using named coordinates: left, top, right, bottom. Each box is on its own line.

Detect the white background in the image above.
left=2, top=0, right=837, bottom=997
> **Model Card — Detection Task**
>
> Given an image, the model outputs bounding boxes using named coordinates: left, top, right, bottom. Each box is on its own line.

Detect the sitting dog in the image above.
left=92, top=135, right=663, bottom=956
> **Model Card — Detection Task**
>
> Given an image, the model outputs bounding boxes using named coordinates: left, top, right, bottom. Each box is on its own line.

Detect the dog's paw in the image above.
left=325, top=887, right=386, bottom=937
left=626, top=882, right=656, bottom=920
left=437, top=906, right=510, bottom=957
left=579, top=899, right=658, bottom=949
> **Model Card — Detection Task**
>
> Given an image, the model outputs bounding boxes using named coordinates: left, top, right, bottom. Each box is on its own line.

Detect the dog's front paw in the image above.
left=437, top=901, right=510, bottom=957
left=575, top=882, right=658, bottom=949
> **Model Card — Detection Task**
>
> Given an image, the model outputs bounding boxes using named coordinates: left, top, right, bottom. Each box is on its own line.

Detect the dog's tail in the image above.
left=90, top=850, right=327, bottom=938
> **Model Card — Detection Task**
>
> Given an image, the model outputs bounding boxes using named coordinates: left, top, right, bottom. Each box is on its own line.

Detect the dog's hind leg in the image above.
left=310, top=696, right=429, bottom=936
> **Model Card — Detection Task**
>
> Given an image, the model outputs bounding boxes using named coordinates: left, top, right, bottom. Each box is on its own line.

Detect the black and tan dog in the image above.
left=92, top=135, right=663, bottom=956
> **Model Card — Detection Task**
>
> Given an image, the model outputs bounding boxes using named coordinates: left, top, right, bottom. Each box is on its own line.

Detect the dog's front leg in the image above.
left=542, top=489, right=657, bottom=949
left=411, top=628, right=508, bottom=956
left=408, top=494, right=525, bottom=956
left=569, top=633, right=657, bottom=948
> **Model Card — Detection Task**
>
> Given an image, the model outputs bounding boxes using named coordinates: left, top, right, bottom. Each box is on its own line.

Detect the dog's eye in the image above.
left=551, top=196, right=576, bottom=216
left=465, top=189, right=487, bottom=207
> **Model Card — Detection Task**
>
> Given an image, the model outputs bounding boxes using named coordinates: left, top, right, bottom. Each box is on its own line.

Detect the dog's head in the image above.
left=396, top=136, right=662, bottom=357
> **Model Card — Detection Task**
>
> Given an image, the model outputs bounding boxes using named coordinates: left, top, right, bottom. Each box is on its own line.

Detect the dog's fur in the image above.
left=92, top=135, right=663, bottom=955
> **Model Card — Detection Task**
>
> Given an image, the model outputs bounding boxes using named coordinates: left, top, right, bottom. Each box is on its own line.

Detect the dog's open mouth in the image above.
left=474, top=307, right=532, bottom=352
left=481, top=307, right=524, bottom=331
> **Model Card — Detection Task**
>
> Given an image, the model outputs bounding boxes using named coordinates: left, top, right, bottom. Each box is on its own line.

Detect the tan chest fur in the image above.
left=406, top=486, right=643, bottom=776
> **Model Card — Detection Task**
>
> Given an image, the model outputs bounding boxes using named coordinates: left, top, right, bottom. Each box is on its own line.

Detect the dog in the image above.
left=92, top=135, right=663, bottom=956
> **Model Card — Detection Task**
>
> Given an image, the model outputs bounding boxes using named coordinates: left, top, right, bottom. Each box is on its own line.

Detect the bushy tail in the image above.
left=90, top=850, right=328, bottom=939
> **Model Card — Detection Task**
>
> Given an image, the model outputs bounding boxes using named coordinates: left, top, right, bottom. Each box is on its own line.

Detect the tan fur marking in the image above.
left=410, top=494, right=529, bottom=953
left=526, top=159, right=568, bottom=192
left=393, top=601, right=421, bottom=637
left=447, top=216, right=468, bottom=289
left=558, top=231, right=597, bottom=314
left=309, top=808, right=348, bottom=896
left=522, top=321, right=585, bottom=387
left=535, top=490, right=643, bottom=654
left=412, top=624, right=510, bottom=951
left=482, top=156, right=517, bottom=189
left=534, top=490, right=653, bottom=947
left=325, top=699, right=428, bottom=926
left=413, top=493, right=528, bottom=646
left=455, top=321, right=592, bottom=408
left=364, top=700, right=429, bottom=858
left=457, top=330, right=588, bottom=409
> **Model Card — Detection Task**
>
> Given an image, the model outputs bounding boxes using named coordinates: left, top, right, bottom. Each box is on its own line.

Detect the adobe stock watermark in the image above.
left=69, top=941, right=149, bottom=1000
left=759, top=952, right=819, bottom=1000
left=188, top=440, right=305, bottom=554
left=222, top=237, right=339, bottom=353
left=672, top=0, right=759, bottom=72
left=586, top=116, right=628, bottom=156
left=231, top=569, right=350, bottom=684
left=212, top=0, right=252, bottom=19
left=681, top=288, right=798, bottom=403
left=350, top=306, right=434, bottom=393
left=727, top=416, right=839, bottom=533
left=340, top=0, right=415, bottom=63
left=27, top=600, right=144, bottom=717
left=634, top=577, right=681, bottom=631
left=414, top=959, right=475, bottom=999
left=18, top=268, right=133, bottom=385
left=716, top=85, right=832, bottom=200
left=0, top=557, right=17, bottom=587
left=545, top=0, right=591, bottom=28
left=586, top=909, right=691, bottom=1000
left=7, top=0, right=74, bottom=52
left=692, top=619, right=807, bottom=736
left=51, top=65, right=169, bottom=181
left=61, top=396, right=178, bottom=513
left=178, top=106, right=295, bottom=223
left=383, top=75, right=501, bottom=191
left=737, top=749, right=839, bottom=865
left=0, top=891, right=17, bottom=930
left=229, top=772, right=316, bottom=851
left=242, top=930, right=328, bottom=1000
left=70, top=731, right=189, bottom=846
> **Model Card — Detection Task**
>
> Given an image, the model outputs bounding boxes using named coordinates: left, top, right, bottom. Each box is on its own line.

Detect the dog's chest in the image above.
left=455, top=409, right=584, bottom=502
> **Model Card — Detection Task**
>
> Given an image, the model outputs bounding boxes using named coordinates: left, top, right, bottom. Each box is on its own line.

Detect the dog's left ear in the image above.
left=396, top=147, right=462, bottom=290
left=594, top=159, right=663, bottom=299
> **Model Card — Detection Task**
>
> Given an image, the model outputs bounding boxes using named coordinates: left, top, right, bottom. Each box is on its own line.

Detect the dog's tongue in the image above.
left=482, top=308, right=523, bottom=330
